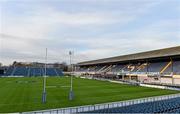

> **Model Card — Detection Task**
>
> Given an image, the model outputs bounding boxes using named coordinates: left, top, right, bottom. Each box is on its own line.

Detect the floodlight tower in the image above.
left=42, top=48, right=47, bottom=103
left=69, top=51, right=74, bottom=100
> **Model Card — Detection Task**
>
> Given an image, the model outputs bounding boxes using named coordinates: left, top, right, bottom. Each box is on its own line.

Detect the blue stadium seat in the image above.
left=13, top=67, right=28, bottom=76
left=148, top=62, right=167, bottom=73
left=4, top=66, right=63, bottom=76
left=87, top=97, right=180, bottom=113
left=173, top=61, right=180, bottom=75
left=111, top=65, right=125, bottom=72
left=5, top=66, right=14, bottom=75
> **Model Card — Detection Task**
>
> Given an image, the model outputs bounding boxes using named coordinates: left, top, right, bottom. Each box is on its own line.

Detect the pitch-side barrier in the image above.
left=23, top=93, right=180, bottom=114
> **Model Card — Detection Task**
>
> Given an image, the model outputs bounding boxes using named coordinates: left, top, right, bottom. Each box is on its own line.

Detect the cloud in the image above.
left=0, top=0, right=179, bottom=65
left=75, top=18, right=180, bottom=61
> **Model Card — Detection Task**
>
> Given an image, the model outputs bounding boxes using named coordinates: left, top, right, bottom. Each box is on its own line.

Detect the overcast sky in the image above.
left=0, top=0, right=180, bottom=65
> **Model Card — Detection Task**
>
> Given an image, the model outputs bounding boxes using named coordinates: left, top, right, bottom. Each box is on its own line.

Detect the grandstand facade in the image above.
left=76, top=46, right=180, bottom=85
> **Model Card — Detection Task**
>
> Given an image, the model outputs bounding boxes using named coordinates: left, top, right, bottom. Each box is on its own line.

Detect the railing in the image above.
left=24, top=93, right=180, bottom=114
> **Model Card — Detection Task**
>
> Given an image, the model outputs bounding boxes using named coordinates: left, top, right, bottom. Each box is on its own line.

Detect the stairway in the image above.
left=160, top=61, right=172, bottom=74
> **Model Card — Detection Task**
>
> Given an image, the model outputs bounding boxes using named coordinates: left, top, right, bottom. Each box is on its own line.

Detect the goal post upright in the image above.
left=42, top=48, right=47, bottom=103
left=69, top=51, right=74, bottom=100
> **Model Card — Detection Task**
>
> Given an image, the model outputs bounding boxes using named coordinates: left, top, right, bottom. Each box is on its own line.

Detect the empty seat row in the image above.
left=78, top=61, right=180, bottom=75
left=4, top=66, right=63, bottom=76
left=87, top=97, right=180, bottom=113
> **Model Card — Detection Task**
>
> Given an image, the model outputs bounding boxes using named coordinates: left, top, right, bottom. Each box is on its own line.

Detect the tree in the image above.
left=12, top=61, right=17, bottom=66
left=53, top=62, right=68, bottom=71
left=61, top=62, right=68, bottom=71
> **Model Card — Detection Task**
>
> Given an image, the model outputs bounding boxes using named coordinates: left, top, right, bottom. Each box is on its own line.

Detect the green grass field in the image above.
left=0, top=76, right=179, bottom=113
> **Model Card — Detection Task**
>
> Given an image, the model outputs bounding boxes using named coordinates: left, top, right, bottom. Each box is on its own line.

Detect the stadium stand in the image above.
left=12, top=66, right=28, bottom=76
left=76, top=46, right=180, bottom=85
left=4, top=66, right=63, bottom=76
left=173, top=61, right=180, bottom=75
left=148, top=62, right=168, bottom=73
left=87, top=97, right=180, bottom=113
left=6, top=66, right=14, bottom=76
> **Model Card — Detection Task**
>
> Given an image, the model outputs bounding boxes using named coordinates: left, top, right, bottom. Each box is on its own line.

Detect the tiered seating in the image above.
left=30, top=68, right=43, bottom=76
left=13, top=67, right=28, bottom=76
left=136, top=63, right=148, bottom=72
left=87, top=97, right=180, bottom=113
left=173, top=61, right=180, bottom=74
left=98, top=65, right=109, bottom=72
left=78, top=67, right=89, bottom=72
left=95, top=66, right=103, bottom=72
left=163, top=66, right=172, bottom=74
left=4, top=67, right=63, bottom=76
left=122, top=64, right=131, bottom=72
left=80, top=66, right=104, bottom=72
left=46, top=68, right=57, bottom=76
left=55, top=68, right=64, bottom=76
left=111, top=65, right=125, bottom=72
left=168, top=108, right=180, bottom=113
left=103, top=65, right=113, bottom=72
left=136, top=63, right=150, bottom=73
left=148, top=62, right=167, bottom=73
left=5, top=67, right=14, bottom=75
left=125, top=64, right=142, bottom=72
left=88, top=66, right=97, bottom=72
left=161, top=61, right=173, bottom=75
left=78, top=61, right=180, bottom=76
